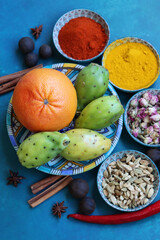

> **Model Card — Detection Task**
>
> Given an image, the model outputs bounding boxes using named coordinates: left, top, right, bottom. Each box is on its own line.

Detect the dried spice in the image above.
left=31, top=25, right=43, bottom=39
left=127, top=91, right=160, bottom=145
left=7, top=170, right=25, bottom=187
left=52, top=201, right=68, bottom=218
left=67, top=200, right=160, bottom=224
left=58, top=17, right=108, bottom=60
left=102, top=154, right=155, bottom=209
left=103, top=41, right=158, bottom=90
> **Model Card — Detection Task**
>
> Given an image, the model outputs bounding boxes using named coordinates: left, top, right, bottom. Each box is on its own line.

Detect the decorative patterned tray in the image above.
left=6, top=63, right=123, bottom=175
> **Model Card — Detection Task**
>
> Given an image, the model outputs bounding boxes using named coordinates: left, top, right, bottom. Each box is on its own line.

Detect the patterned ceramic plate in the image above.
left=97, top=150, right=160, bottom=212
left=53, top=9, right=110, bottom=62
left=102, top=37, right=160, bottom=92
left=6, top=63, right=123, bottom=175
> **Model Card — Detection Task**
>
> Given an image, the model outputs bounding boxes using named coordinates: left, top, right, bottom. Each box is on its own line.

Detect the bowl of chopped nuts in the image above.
left=97, top=150, right=160, bottom=212
left=124, top=89, right=160, bottom=147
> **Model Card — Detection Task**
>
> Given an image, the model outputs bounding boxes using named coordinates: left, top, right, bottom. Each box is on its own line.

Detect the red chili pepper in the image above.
left=68, top=200, right=160, bottom=224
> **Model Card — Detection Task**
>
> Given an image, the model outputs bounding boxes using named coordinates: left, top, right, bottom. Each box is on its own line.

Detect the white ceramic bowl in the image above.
left=102, top=37, right=160, bottom=93
left=97, top=150, right=160, bottom=212
left=53, top=9, right=110, bottom=62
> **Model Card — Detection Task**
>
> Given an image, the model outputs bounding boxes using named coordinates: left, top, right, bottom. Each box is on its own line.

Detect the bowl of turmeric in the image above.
left=53, top=9, right=110, bottom=62
left=102, top=37, right=160, bottom=92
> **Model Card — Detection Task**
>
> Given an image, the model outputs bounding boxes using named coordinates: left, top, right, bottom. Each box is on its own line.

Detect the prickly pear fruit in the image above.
left=60, top=129, right=111, bottom=161
left=75, top=95, right=124, bottom=130
left=17, top=132, right=70, bottom=168
left=74, top=63, right=109, bottom=111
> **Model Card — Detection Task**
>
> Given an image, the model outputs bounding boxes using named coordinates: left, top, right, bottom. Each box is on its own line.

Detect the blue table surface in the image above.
left=0, top=0, right=160, bottom=239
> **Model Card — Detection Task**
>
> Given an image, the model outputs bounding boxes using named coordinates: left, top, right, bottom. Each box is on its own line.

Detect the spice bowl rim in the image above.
left=124, top=88, right=160, bottom=147
left=102, top=37, right=160, bottom=93
left=97, top=150, right=160, bottom=212
left=52, top=8, right=110, bottom=62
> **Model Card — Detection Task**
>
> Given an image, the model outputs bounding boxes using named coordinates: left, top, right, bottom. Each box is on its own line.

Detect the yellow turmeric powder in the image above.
left=103, top=42, right=159, bottom=90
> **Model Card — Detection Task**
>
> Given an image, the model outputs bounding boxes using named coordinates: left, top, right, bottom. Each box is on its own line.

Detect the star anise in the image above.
left=52, top=201, right=68, bottom=218
left=31, top=25, right=43, bottom=39
left=7, top=170, right=25, bottom=187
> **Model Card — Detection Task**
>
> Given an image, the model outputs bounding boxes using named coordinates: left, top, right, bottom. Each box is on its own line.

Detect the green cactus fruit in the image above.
left=60, top=129, right=111, bottom=161
left=74, top=63, right=109, bottom=111
left=75, top=95, right=124, bottom=130
left=17, top=132, right=70, bottom=168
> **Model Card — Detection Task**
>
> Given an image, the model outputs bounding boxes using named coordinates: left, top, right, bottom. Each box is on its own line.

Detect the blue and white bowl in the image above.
left=97, top=150, right=160, bottom=212
left=53, top=9, right=110, bottom=62
left=102, top=37, right=160, bottom=93
left=124, top=89, right=160, bottom=147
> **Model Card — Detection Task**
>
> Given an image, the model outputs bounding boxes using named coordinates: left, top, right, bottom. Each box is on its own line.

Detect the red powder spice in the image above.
left=58, top=17, right=108, bottom=60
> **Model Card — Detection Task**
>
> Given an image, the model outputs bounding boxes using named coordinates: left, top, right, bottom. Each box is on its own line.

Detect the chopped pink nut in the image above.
left=128, top=115, right=135, bottom=122
left=140, top=122, right=148, bottom=129
left=150, top=131, right=159, bottom=139
left=139, top=98, right=149, bottom=107
left=132, top=128, right=141, bottom=138
left=155, top=104, right=160, bottom=110
left=153, top=122, right=160, bottom=129
left=150, top=114, right=160, bottom=122
left=131, top=120, right=140, bottom=129
left=150, top=95, right=159, bottom=105
left=137, top=108, right=147, bottom=119
left=143, top=116, right=151, bottom=123
left=146, top=126, right=154, bottom=135
left=129, top=107, right=139, bottom=118
left=154, top=138, right=160, bottom=144
left=144, top=136, right=152, bottom=144
left=143, top=92, right=152, bottom=101
left=148, top=106, right=157, bottom=115
left=130, top=98, right=138, bottom=107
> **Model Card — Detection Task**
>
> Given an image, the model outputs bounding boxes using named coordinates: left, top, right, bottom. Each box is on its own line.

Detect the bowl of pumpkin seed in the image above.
left=97, top=150, right=160, bottom=212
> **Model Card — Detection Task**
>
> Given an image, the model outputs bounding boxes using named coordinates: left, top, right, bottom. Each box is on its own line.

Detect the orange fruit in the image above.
left=12, top=68, right=77, bottom=132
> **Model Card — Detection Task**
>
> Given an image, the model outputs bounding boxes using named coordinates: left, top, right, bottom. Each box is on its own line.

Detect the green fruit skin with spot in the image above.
left=17, top=132, right=70, bottom=168
left=75, top=95, right=124, bottom=130
left=60, top=129, right=111, bottom=161
left=75, top=63, right=109, bottom=111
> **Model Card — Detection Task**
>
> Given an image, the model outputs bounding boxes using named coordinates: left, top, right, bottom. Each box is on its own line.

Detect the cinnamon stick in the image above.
left=0, top=64, right=43, bottom=84
left=0, top=86, right=15, bottom=95
left=28, top=176, right=72, bottom=208
left=31, top=175, right=62, bottom=194
left=0, top=77, right=20, bottom=91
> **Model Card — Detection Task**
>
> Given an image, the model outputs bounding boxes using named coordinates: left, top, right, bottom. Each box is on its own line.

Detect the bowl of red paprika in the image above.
left=53, top=9, right=110, bottom=62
